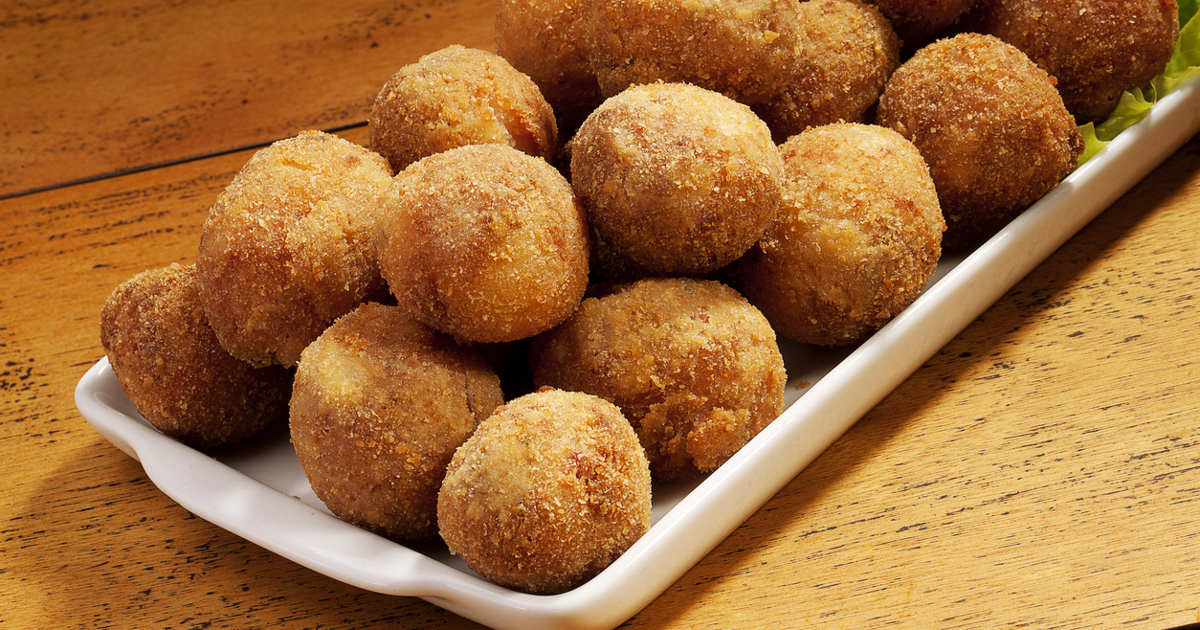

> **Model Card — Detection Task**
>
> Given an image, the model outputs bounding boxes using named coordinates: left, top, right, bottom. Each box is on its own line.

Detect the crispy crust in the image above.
left=196, top=130, right=393, bottom=367
left=877, top=33, right=1083, bottom=249
left=289, top=303, right=502, bottom=541
left=570, top=82, right=783, bottom=274
left=531, top=278, right=785, bottom=480
left=971, top=0, right=1178, bottom=122
left=495, top=0, right=601, bottom=133
left=100, top=263, right=291, bottom=449
left=368, top=45, right=558, bottom=172
left=733, top=123, right=945, bottom=346
left=757, top=0, right=900, bottom=141
left=437, top=389, right=651, bottom=594
left=862, top=0, right=976, bottom=47
left=377, top=144, right=590, bottom=343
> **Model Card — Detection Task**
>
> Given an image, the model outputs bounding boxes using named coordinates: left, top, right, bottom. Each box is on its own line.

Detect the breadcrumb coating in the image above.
left=583, top=0, right=898, bottom=141
left=437, top=389, right=651, bottom=594
left=862, top=0, right=976, bottom=47
left=377, top=144, right=590, bottom=343
left=495, top=0, right=601, bottom=133
left=570, top=82, right=783, bottom=274
left=369, top=45, right=558, bottom=172
left=971, top=0, right=1178, bottom=122
left=757, top=0, right=900, bottom=141
left=196, top=130, right=392, bottom=367
left=290, top=303, right=502, bottom=541
left=532, top=278, right=785, bottom=480
left=733, top=123, right=944, bottom=346
left=877, top=33, right=1083, bottom=249
left=100, top=263, right=291, bottom=449
left=583, top=0, right=802, bottom=105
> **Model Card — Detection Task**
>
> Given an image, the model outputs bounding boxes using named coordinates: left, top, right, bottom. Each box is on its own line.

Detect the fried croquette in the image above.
left=570, top=82, right=783, bottom=275
left=971, top=0, right=1179, bottom=122
left=368, top=45, right=558, bottom=173
left=583, top=0, right=898, bottom=141
left=290, top=303, right=503, bottom=541
left=732, top=123, right=944, bottom=346
left=437, top=389, right=651, bottom=594
left=583, top=0, right=799, bottom=104
left=877, top=33, right=1083, bottom=249
left=862, top=0, right=976, bottom=47
left=532, top=278, right=786, bottom=480
left=100, top=263, right=291, bottom=449
left=757, top=0, right=900, bottom=141
left=196, top=130, right=393, bottom=367
left=495, top=0, right=602, bottom=133
left=376, top=144, right=589, bottom=343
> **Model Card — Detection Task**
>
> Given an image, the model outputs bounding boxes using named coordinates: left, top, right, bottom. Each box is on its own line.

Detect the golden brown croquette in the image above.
left=495, top=0, right=602, bottom=133
left=368, top=45, right=558, bottom=172
left=100, top=263, right=291, bottom=449
left=437, top=389, right=651, bottom=594
left=757, top=0, right=900, bottom=141
left=583, top=0, right=899, bottom=141
left=570, top=82, right=783, bottom=275
left=732, top=123, right=945, bottom=346
left=862, top=0, right=976, bottom=47
left=971, top=0, right=1178, bottom=122
left=877, top=33, right=1083, bottom=248
left=196, top=130, right=393, bottom=367
left=532, top=278, right=786, bottom=480
left=290, top=303, right=503, bottom=541
left=377, top=144, right=590, bottom=343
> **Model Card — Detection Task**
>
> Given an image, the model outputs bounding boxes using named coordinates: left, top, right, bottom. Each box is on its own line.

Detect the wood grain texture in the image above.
left=1, top=0, right=493, bottom=198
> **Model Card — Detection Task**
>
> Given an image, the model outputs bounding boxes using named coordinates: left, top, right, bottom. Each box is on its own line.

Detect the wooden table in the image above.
left=4, top=2, right=1199, bottom=627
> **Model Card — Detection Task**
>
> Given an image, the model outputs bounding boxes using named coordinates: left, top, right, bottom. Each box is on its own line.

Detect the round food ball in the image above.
left=368, top=45, right=558, bottom=173
left=532, top=278, right=786, bottom=480
left=877, top=33, right=1083, bottom=249
left=861, top=0, right=976, bottom=47
left=757, top=0, right=900, bottom=141
left=582, top=0, right=898, bottom=141
left=197, top=130, right=392, bottom=367
left=377, top=143, right=589, bottom=343
left=571, top=83, right=783, bottom=274
left=971, top=0, right=1178, bottom=122
left=290, top=303, right=503, bottom=541
left=437, top=389, right=651, bottom=594
left=100, top=263, right=291, bottom=449
left=732, top=123, right=945, bottom=346
left=495, top=0, right=602, bottom=133
left=583, top=0, right=802, bottom=106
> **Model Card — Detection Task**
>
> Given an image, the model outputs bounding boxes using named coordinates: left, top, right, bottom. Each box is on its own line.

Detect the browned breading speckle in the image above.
left=377, top=144, right=590, bottom=343
left=583, top=0, right=803, bottom=106
left=196, top=130, right=393, bottom=367
left=495, top=0, right=602, bottom=133
left=531, top=278, right=785, bottom=480
left=877, top=33, right=1083, bottom=249
left=970, top=0, right=1178, bottom=122
left=582, top=0, right=898, bottom=142
left=290, top=303, right=503, bottom=541
left=368, top=45, right=558, bottom=173
left=733, top=123, right=945, bottom=346
left=861, top=0, right=977, bottom=48
left=757, top=0, right=900, bottom=141
left=570, top=82, right=783, bottom=275
left=100, top=263, right=291, bottom=449
left=437, top=389, right=651, bottom=594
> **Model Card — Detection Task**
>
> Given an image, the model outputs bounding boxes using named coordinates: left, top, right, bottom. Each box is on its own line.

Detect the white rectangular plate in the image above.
left=76, top=78, right=1200, bottom=630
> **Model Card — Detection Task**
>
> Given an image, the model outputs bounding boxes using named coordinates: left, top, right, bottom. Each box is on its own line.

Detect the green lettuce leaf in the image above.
left=1078, top=5, right=1200, bottom=165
